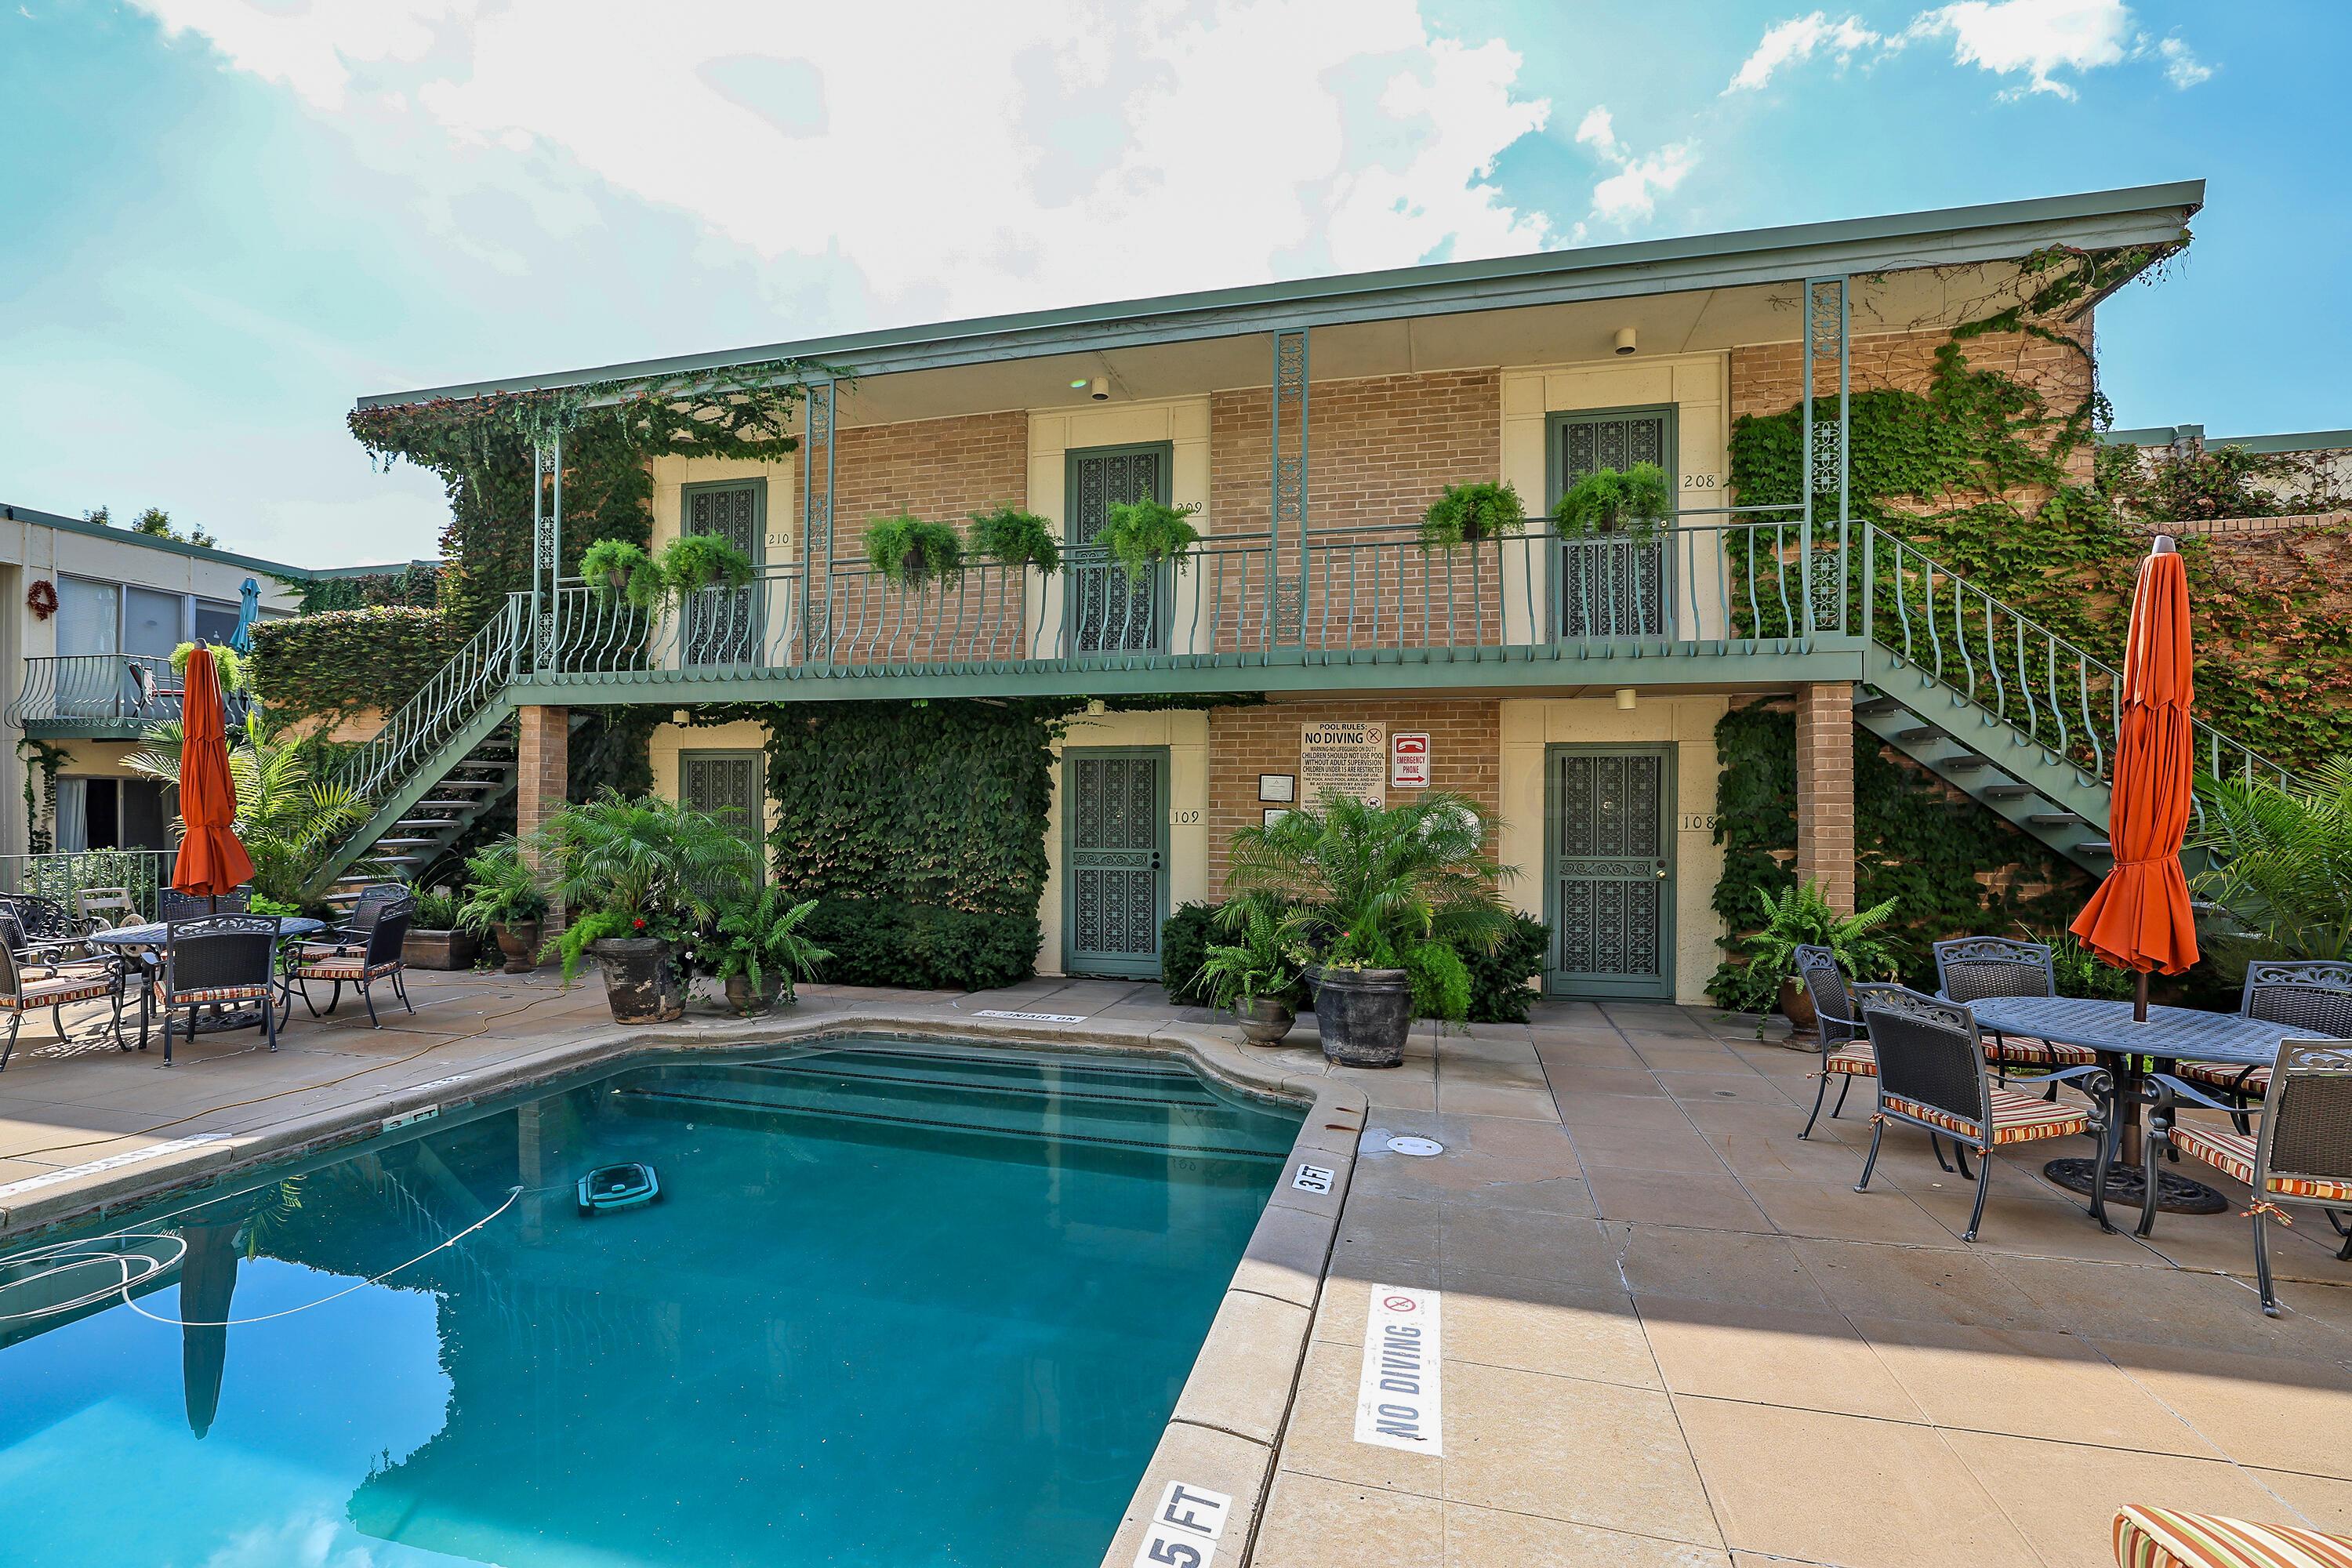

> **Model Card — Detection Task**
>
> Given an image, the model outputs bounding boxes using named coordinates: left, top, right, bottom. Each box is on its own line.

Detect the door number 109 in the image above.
left=1168, top=810, right=1202, bottom=826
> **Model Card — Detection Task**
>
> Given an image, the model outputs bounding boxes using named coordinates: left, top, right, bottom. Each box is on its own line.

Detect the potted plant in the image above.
left=865, top=514, right=966, bottom=586
left=538, top=789, right=759, bottom=1024
left=403, top=887, right=479, bottom=971
left=710, top=885, right=833, bottom=1015
left=1095, top=497, right=1203, bottom=584
left=1193, top=900, right=1309, bottom=1045
left=580, top=539, right=664, bottom=609
left=969, top=505, right=1061, bottom=574
left=1419, top=481, right=1526, bottom=550
left=455, top=838, right=550, bottom=974
left=169, top=641, right=251, bottom=693
left=1733, top=880, right=1904, bottom=1036
left=658, top=532, right=757, bottom=597
left=1553, top=462, right=1673, bottom=540
left=1225, top=792, right=1512, bottom=1068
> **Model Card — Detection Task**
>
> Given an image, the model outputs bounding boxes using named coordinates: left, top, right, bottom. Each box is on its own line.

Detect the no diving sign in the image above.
left=1353, top=1285, right=1443, bottom=1455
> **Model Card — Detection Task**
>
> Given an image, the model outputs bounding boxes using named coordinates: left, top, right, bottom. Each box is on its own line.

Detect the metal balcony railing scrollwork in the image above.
left=6, top=654, right=256, bottom=731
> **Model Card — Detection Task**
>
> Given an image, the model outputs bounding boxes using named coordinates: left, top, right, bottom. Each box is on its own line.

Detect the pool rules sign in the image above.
left=1299, top=720, right=1385, bottom=808
left=1354, top=1285, right=1444, bottom=1455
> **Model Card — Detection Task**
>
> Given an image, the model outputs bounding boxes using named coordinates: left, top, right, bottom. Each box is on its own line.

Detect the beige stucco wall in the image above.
left=1039, top=706, right=1210, bottom=977
left=647, top=719, right=779, bottom=845
left=1498, top=695, right=1730, bottom=1007
left=1027, top=399, right=1212, bottom=655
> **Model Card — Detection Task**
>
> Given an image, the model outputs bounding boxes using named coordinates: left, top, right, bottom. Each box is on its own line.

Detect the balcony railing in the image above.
left=6, top=654, right=256, bottom=733
left=531, top=510, right=1836, bottom=685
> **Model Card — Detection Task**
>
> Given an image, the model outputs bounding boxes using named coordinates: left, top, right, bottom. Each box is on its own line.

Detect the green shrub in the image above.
left=1403, top=939, right=1472, bottom=1023
left=1161, top=902, right=1217, bottom=1004
left=1464, top=913, right=1550, bottom=1023
left=865, top=514, right=966, bottom=585
left=799, top=897, right=1040, bottom=989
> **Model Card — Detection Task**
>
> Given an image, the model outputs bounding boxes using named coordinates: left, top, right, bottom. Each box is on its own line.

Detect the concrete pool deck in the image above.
left=4, top=971, right=2351, bottom=1567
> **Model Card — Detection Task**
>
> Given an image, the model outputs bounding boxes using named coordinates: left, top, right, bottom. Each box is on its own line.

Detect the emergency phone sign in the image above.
left=1390, top=731, right=1431, bottom=789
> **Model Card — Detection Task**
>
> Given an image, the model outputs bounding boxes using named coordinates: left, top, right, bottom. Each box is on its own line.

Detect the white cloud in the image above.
left=1904, top=0, right=2132, bottom=99
left=1572, top=103, right=1693, bottom=227
left=1726, top=12, right=1880, bottom=93
left=2155, top=35, right=2212, bottom=89
left=127, top=0, right=1555, bottom=321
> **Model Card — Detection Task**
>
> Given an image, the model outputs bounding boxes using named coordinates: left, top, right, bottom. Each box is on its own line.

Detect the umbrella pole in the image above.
left=2133, top=968, right=2150, bottom=1025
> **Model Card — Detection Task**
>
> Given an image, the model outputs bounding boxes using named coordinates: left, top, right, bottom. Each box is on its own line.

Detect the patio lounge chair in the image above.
left=2114, top=1503, right=2352, bottom=1566
left=1933, top=937, right=2100, bottom=1082
left=289, top=894, right=414, bottom=1028
left=2160, top=1040, right=2352, bottom=1316
left=0, top=925, right=128, bottom=1070
left=1793, top=944, right=1876, bottom=1139
left=1852, top=983, right=2106, bottom=1241
left=2177, top=961, right=2352, bottom=1134
left=156, top=913, right=281, bottom=1065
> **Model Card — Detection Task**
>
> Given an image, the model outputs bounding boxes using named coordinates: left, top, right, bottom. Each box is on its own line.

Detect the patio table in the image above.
left=91, top=917, right=326, bottom=1046
left=1969, top=995, right=2339, bottom=1216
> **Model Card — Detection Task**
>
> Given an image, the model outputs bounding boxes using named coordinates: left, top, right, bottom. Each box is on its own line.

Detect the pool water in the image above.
left=0, top=1039, right=1301, bottom=1566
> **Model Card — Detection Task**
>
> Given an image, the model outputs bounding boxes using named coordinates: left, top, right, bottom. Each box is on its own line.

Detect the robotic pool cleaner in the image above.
left=576, top=1162, right=661, bottom=1215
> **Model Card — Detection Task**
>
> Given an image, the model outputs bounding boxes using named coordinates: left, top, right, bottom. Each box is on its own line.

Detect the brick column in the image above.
left=516, top=705, right=569, bottom=942
left=1794, top=684, right=1856, bottom=916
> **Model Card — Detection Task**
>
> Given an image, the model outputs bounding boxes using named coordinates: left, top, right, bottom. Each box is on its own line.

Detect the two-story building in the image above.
left=323, top=180, right=2264, bottom=1005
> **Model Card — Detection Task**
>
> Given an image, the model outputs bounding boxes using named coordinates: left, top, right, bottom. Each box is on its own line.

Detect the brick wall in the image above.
left=831, top=411, right=1029, bottom=557
left=516, top=703, right=570, bottom=938
left=1209, top=368, right=1500, bottom=536
left=1793, top=684, right=1855, bottom=916
left=1730, top=320, right=2099, bottom=481
left=1204, top=699, right=1502, bottom=894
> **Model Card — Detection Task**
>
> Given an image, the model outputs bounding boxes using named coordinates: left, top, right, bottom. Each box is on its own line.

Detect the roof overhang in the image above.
left=357, top=180, right=2201, bottom=417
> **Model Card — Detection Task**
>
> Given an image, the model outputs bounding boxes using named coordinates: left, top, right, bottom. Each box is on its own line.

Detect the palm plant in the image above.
left=2192, top=757, right=2352, bottom=965
left=127, top=713, right=370, bottom=907
left=534, top=789, right=760, bottom=979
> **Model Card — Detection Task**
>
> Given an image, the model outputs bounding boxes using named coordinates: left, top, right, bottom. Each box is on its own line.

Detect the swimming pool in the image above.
left=0, top=1037, right=1304, bottom=1566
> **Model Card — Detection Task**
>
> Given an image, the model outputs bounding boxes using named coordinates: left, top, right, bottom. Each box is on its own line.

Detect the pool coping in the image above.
left=0, top=1000, right=1365, bottom=1568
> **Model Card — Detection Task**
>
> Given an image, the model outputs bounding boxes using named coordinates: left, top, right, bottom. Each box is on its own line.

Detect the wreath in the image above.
left=25, top=579, right=56, bottom=620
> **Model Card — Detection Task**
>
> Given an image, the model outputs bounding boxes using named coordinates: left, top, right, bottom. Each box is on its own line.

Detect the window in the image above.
left=55, top=778, right=171, bottom=853
left=56, top=576, right=119, bottom=658
left=194, top=597, right=241, bottom=645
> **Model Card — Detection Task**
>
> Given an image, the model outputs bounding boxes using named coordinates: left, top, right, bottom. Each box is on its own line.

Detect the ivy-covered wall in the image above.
left=248, top=607, right=465, bottom=735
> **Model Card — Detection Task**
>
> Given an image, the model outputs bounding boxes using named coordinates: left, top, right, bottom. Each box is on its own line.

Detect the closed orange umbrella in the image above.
left=2071, top=535, right=2200, bottom=1020
left=172, top=644, right=254, bottom=903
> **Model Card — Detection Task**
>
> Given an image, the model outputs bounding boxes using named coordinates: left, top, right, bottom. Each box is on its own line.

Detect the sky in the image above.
left=2, top=0, right=2343, bottom=568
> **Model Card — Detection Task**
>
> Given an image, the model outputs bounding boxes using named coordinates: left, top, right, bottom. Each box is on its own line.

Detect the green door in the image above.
left=1550, top=408, right=1675, bottom=638
left=1063, top=747, right=1167, bottom=977
left=1545, top=746, right=1673, bottom=1000
left=1066, top=444, right=1168, bottom=655
left=681, top=481, right=763, bottom=665
left=681, top=750, right=765, bottom=878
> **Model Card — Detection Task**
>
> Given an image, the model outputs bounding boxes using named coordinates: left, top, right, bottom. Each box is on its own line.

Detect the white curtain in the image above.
left=54, top=778, right=89, bottom=854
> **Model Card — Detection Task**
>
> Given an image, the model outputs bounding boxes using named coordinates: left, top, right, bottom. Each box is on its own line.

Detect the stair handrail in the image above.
left=336, top=595, right=525, bottom=805
left=1863, top=522, right=2295, bottom=794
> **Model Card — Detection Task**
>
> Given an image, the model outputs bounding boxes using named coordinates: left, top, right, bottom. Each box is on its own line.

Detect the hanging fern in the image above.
left=968, top=505, right=1061, bottom=574
left=865, top=514, right=966, bottom=586
left=1097, top=497, right=1203, bottom=583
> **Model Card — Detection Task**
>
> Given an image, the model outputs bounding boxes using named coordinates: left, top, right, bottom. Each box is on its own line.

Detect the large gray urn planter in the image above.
left=1312, top=966, right=1414, bottom=1068
left=592, top=938, right=685, bottom=1024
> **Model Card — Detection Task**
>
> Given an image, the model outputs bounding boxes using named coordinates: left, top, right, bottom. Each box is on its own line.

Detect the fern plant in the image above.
left=1554, top=463, right=1673, bottom=541
left=968, top=506, right=1060, bottom=574
left=1737, top=880, right=1904, bottom=993
left=710, top=885, right=833, bottom=1007
left=865, top=514, right=966, bottom=586
left=581, top=539, right=663, bottom=610
left=2192, top=757, right=2352, bottom=965
left=1096, top=497, right=1203, bottom=583
left=1194, top=900, right=1310, bottom=1011
left=1419, top=481, right=1526, bottom=549
left=659, top=533, right=756, bottom=597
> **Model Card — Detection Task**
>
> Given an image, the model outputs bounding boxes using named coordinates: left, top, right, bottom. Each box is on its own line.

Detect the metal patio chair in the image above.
left=289, top=894, right=414, bottom=1028
left=1794, top=944, right=1877, bottom=1139
left=158, top=887, right=251, bottom=920
left=2162, top=1040, right=2352, bottom=1316
left=0, top=927, right=128, bottom=1071
left=1853, top=983, right=2107, bottom=1241
left=155, top=913, right=281, bottom=1065
left=297, top=883, right=405, bottom=964
left=1933, top=937, right=2099, bottom=1083
left=2178, top=961, right=2352, bottom=1134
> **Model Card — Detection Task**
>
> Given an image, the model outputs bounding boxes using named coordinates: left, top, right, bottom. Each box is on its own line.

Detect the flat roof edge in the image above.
left=0, top=503, right=318, bottom=579
left=357, top=179, right=2202, bottom=411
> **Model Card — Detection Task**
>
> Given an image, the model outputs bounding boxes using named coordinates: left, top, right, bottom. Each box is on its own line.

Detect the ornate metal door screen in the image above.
left=681, top=482, right=761, bottom=666
left=1065, top=749, right=1166, bottom=976
left=1556, top=410, right=1671, bottom=639
left=1068, top=445, right=1167, bottom=655
left=1549, top=748, right=1671, bottom=998
left=681, top=750, right=764, bottom=880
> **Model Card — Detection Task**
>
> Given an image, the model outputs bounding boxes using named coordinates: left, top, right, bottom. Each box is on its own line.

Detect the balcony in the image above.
left=524, top=512, right=1861, bottom=705
left=6, top=654, right=256, bottom=739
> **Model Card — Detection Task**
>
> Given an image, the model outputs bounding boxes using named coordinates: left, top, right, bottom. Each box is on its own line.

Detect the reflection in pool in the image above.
left=0, top=1039, right=1301, bottom=1566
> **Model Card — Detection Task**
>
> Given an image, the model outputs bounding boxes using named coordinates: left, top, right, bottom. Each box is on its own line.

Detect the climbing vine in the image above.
left=16, top=738, right=66, bottom=855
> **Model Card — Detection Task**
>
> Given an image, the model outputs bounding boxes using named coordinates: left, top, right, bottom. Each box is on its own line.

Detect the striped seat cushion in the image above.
left=2115, top=1504, right=2352, bottom=1567
left=2169, top=1122, right=2352, bottom=1205
left=2180, top=1061, right=2271, bottom=1098
left=295, top=942, right=362, bottom=962
left=164, top=984, right=272, bottom=1004
left=1823, top=1043, right=1878, bottom=1078
left=1, top=976, right=116, bottom=1009
left=1984, top=1032, right=2100, bottom=1068
left=1881, top=1086, right=2091, bottom=1147
left=296, top=959, right=401, bottom=982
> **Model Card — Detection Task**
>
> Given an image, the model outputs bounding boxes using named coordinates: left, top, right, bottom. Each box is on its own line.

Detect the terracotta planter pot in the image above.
left=1778, top=974, right=1819, bottom=1033
left=593, top=937, right=684, bottom=1024
left=1236, top=996, right=1296, bottom=1046
left=1312, top=966, right=1414, bottom=1069
left=724, top=972, right=784, bottom=1017
left=494, top=922, right=540, bottom=975
left=403, top=928, right=478, bottom=971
